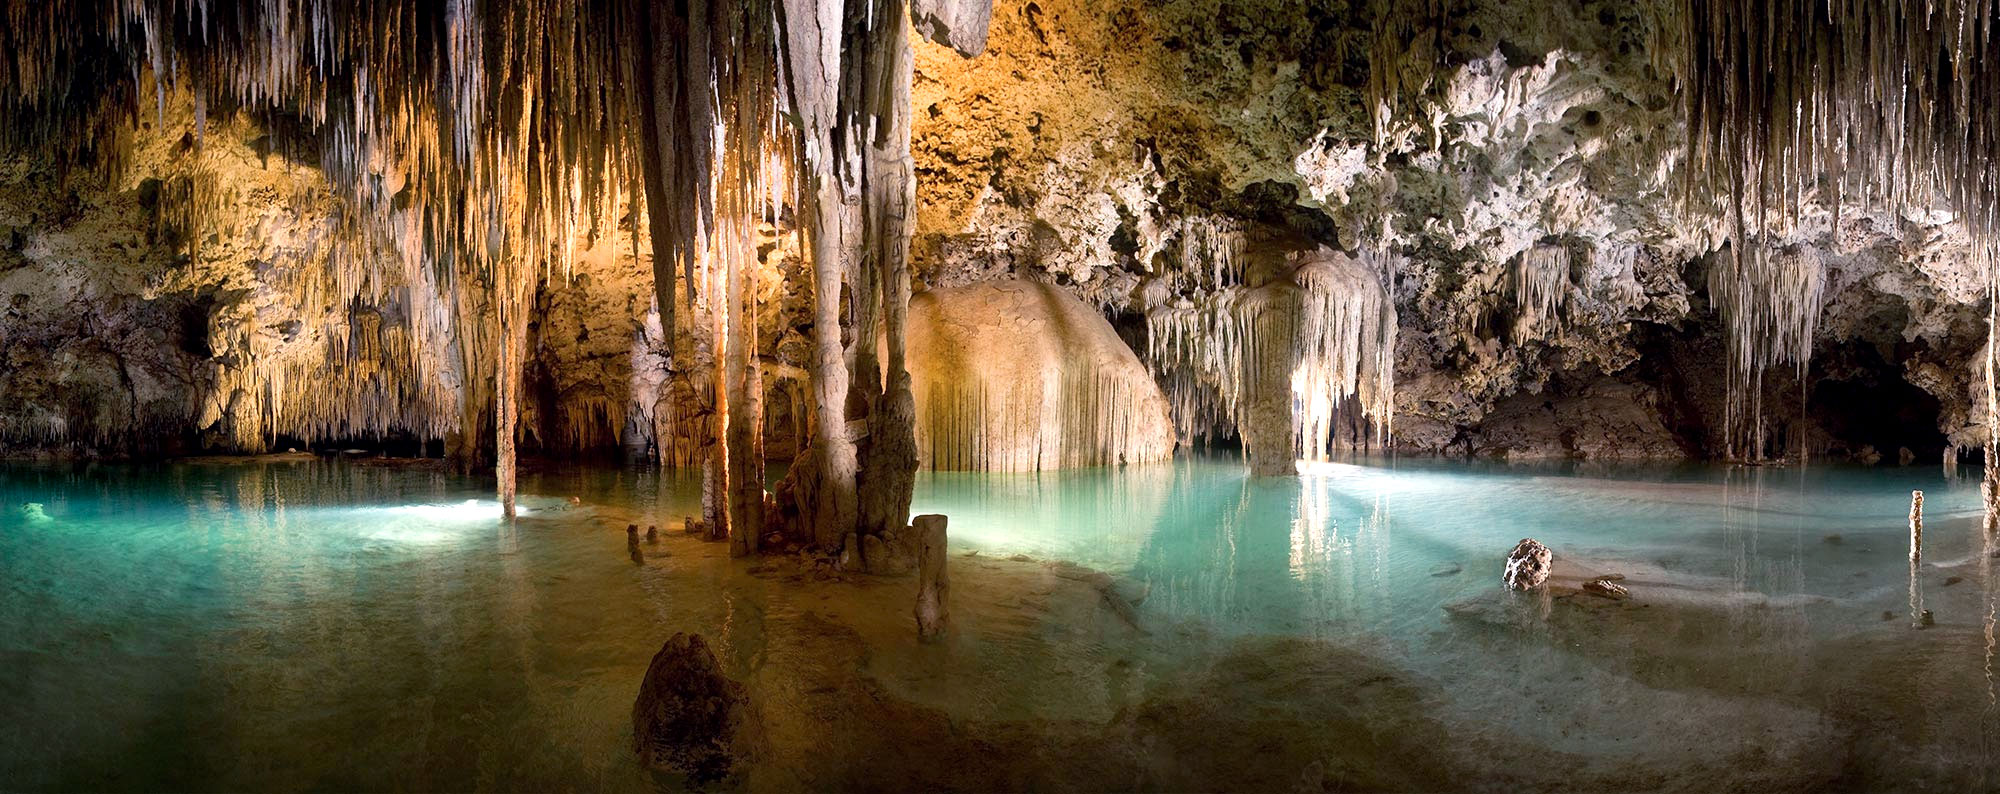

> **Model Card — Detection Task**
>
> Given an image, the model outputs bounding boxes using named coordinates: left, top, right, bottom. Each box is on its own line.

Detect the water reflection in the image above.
left=3, top=456, right=1999, bottom=789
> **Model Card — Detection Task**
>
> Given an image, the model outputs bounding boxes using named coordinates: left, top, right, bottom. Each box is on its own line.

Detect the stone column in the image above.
left=914, top=514, right=949, bottom=640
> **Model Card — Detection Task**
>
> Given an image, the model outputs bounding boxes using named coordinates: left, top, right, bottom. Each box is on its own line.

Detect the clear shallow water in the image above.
left=2, top=454, right=1996, bottom=790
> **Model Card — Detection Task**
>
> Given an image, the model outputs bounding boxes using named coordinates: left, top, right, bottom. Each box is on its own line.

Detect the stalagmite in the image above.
left=913, top=514, right=949, bottom=641
left=496, top=269, right=532, bottom=517
left=1910, top=490, right=1925, bottom=563
left=855, top=0, right=923, bottom=539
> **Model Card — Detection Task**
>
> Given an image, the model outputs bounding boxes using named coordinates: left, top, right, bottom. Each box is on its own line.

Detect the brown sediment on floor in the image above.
left=595, top=526, right=2000, bottom=792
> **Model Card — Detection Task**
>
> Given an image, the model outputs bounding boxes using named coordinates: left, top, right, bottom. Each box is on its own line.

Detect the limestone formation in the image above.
left=914, top=515, right=949, bottom=641
left=1582, top=578, right=1629, bottom=600
left=905, top=281, right=1175, bottom=471
left=1503, top=539, right=1553, bottom=591
left=0, top=0, right=1993, bottom=474
left=631, top=633, right=755, bottom=783
left=1910, top=490, right=1925, bottom=562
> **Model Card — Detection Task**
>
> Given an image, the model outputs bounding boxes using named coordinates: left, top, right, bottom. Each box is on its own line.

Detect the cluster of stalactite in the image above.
left=1144, top=246, right=1398, bottom=474
left=902, top=280, right=1177, bottom=473
left=1510, top=243, right=1571, bottom=338
left=1706, top=244, right=1826, bottom=461
left=1662, top=1, right=2000, bottom=483
left=916, top=371, right=1174, bottom=471
left=0, top=0, right=992, bottom=546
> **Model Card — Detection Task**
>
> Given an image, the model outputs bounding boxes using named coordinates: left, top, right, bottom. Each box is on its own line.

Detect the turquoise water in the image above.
left=2, top=455, right=1996, bottom=789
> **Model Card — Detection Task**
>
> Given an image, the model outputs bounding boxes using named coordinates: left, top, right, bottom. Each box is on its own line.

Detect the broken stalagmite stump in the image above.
left=1503, top=538, right=1553, bottom=590
left=914, top=514, right=949, bottom=641
left=632, top=633, right=755, bottom=784
left=1910, top=490, right=1925, bottom=561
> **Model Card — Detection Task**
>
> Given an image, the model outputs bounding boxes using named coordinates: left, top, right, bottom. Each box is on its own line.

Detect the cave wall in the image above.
left=908, top=0, right=1992, bottom=462
left=0, top=1, right=1991, bottom=465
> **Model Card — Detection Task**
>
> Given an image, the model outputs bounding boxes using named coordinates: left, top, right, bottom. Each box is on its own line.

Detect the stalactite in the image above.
left=855, top=0, right=922, bottom=538
left=1667, top=1, right=2000, bottom=472
left=0, top=0, right=990, bottom=545
left=1511, top=243, right=1569, bottom=337
left=1706, top=245, right=1824, bottom=461
left=1144, top=246, right=1399, bottom=472
left=1293, top=250, right=1400, bottom=459
left=1180, top=216, right=1245, bottom=290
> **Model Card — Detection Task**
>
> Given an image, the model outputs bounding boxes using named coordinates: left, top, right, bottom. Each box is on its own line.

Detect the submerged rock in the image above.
left=1430, top=562, right=1463, bottom=577
left=1583, top=577, right=1629, bottom=599
left=632, top=633, right=755, bottom=783
left=1503, top=538, right=1553, bottom=590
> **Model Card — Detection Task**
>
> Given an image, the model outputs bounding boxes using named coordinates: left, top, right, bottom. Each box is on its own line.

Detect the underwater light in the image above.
left=375, top=499, right=526, bottom=522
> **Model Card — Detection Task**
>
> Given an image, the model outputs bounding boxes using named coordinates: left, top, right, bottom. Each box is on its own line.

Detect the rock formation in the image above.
left=914, top=514, right=950, bottom=640
left=1503, top=538, right=1553, bottom=591
left=0, top=0, right=1995, bottom=475
left=905, top=280, right=1175, bottom=470
left=631, top=633, right=757, bottom=784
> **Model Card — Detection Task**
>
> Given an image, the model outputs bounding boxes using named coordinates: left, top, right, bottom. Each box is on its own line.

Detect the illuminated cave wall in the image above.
left=0, top=87, right=812, bottom=458
left=0, top=0, right=1993, bottom=464
left=908, top=0, right=1993, bottom=462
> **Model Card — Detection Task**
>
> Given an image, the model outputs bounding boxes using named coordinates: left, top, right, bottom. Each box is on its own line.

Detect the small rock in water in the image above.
left=1881, top=611, right=1896, bottom=621
left=1582, top=577, right=1629, bottom=599
left=1430, top=562, right=1463, bottom=577
left=630, top=546, right=646, bottom=566
left=1823, top=534, right=1843, bottom=545
left=1502, top=538, right=1553, bottom=590
left=682, top=515, right=702, bottom=535
left=1945, top=575, right=1964, bottom=586
left=632, top=633, right=755, bottom=783
left=646, top=525, right=658, bottom=543
left=1919, top=610, right=1936, bottom=628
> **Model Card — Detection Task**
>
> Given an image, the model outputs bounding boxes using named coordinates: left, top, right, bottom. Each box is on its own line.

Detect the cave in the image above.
left=3, top=0, right=2000, bottom=791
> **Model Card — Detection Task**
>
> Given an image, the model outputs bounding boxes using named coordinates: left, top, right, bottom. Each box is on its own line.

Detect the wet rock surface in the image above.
left=1504, top=538, right=1554, bottom=590
left=631, top=633, right=757, bottom=784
